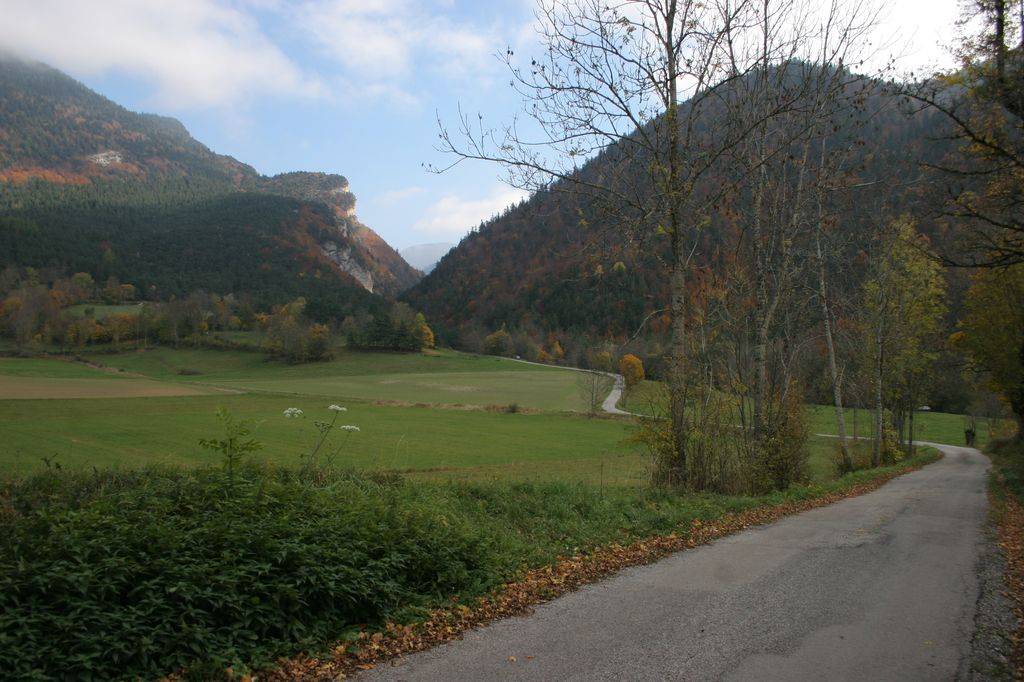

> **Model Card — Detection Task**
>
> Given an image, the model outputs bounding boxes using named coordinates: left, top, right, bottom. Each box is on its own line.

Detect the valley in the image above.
left=0, top=347, right=976, bottom=488
left=2, top=0, right=1023, bottom=678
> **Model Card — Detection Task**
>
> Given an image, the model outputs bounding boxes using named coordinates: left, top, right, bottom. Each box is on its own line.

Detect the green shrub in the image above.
left=0, top=467, right=513, bottom=679
left=990, top=438, right=1024, bottom=500
left=0, top=452, right=938, bottom=679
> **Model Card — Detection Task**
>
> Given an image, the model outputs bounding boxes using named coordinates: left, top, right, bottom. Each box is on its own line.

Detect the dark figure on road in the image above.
left=965, top=427, right=976, bottom=447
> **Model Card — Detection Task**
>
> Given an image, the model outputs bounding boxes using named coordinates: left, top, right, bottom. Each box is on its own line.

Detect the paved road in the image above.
left=503, top=356, right=633, bottom=415
left=600, top=372, right=631, bottom=415
left=366, top=444, right=990, bottom=681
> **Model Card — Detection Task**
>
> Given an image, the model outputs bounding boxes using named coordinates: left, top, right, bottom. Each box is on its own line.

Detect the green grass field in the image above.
left=0, top=357, right=216, bottom=399
left=66, top=303, right=145, bottom=318
left=84, top=347, right=608, bottom=412
left=0, top=348, right=965, bottom=485
left=620, top=379, right=999, bottom=448
left=804, top=404, right=1001, bottom=448
left=1, top=393, right=637, bottom=478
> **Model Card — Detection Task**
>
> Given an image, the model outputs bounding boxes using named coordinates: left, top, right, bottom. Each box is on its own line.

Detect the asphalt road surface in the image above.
left=366, top=444, right=990, bottom=680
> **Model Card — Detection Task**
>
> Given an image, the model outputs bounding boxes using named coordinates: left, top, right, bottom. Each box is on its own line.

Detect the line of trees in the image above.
left=933, top=0, right=1024, bottom=441
left=434, top=0, right=958, bottom=491
left=0, top=267, right=436, bottom=361
left=435, top=0, right=1022, bottom=491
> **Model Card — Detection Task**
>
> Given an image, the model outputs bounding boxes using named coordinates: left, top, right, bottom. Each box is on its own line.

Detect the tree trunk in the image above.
left=816, top=228, right=851, bottom=470
left=1012, top=390, right=1024, bottom=443
left=873, top=322, right=884, bottom=467
left=909, top=402, right=916, bottom=456
left=663, top=6, right=689, bottom=483
left=1015, top=340, right=1024, bottom=442
left=995, top=0, right=1006, bottom=81
left=668, top=231, right=689, bottom=481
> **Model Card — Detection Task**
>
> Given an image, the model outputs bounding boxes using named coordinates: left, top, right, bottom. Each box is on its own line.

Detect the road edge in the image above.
left=269, top=450, right=943, bottom=680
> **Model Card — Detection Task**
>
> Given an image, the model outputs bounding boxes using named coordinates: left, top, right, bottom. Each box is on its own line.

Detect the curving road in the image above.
left=502, top=356, right=632, bottom=415
left=366, top=444, right=990, bottom=680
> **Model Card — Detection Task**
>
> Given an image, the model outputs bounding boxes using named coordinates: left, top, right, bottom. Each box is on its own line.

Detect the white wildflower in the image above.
left=338, top=425, right=360, bottom=432
left=283, top=407, right=304, bottom=418
left=328, top=404, right=347, bottom=412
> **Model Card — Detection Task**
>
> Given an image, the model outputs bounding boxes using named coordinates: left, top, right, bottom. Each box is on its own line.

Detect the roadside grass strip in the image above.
left=269, top=450, right=941, bottom=681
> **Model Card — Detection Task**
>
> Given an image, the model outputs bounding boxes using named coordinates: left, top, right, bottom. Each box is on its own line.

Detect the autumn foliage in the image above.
left=619, top=354, right=644, bottom=389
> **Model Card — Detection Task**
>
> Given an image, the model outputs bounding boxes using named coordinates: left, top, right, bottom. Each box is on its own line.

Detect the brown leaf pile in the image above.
left=997, top=489, right=1024, bottom=679
left=267, top=461, right=930, bottom=681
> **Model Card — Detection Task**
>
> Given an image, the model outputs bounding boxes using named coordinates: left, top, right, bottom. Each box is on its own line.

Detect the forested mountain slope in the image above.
left=403, top=77, right=958, bottom=342
left=0, top=55, right=419, bottom=314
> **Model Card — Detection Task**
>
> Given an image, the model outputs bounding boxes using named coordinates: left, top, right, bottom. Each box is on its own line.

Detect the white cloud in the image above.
left=0, top=0, right=321, bottom=109
left=870, top=0, right=961, bottom=77
left=375, top=186, right=426, bottom=202
left=413, top=184, right=528, bottom=238
left=296, top=0, right=504, bottom=104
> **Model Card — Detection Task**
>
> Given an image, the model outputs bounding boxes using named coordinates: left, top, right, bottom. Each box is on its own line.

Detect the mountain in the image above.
left=402, top=76, right=957, bottom=343
left=257, top=171, right=421, bottom=295
left=399, top=243, right=454, bottom=273
left=0, top=54, right=419, bottom=315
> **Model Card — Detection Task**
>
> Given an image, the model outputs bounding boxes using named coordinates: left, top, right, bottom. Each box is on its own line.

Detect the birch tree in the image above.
left=436, top=0, right=880, bottom=490
left=862, top=219, right=947, bottom=464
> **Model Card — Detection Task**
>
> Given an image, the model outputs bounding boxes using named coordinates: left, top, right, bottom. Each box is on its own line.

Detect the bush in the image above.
left=619, top=354, right=645, bottom=389
left=0, top=467, right=512, bottom=679
left=990, top=438, right=1024, bottom=500
left=483, top=328, right=512, bottom=356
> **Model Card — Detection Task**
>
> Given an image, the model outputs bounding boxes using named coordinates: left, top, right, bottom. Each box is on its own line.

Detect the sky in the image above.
left=0, top=0, right=962, bottom=250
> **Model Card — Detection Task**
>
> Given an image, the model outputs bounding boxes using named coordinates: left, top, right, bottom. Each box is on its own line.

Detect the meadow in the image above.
left=81, top=346, right=606, bottom=412
left=0, top=347, right=956, bottom=485
left=0, top=345, right=955, bottom=678
left=0, top=349, right=631, bottom=479
left=0, top=357, right=215, bottom=399
left=66, top=303, right=146, bottom=319
left=621, top=379, right=998, bottom=448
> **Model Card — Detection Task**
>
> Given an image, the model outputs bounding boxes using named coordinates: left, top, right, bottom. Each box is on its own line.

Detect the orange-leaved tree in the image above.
left=619, top=354, right=645, bottom=391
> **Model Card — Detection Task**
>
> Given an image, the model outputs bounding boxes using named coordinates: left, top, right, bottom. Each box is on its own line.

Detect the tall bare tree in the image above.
left=436, top=0, right=880, bottom=489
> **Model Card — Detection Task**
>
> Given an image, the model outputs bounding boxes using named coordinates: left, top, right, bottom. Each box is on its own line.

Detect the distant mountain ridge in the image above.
left=402, top=74, right=956, bottom=341
left=399, top=243, right=454, bottom=273
left=0, top=54, right=420, bottom=305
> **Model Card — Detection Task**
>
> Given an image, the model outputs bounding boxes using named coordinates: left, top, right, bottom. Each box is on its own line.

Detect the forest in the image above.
left=0, top=53, right=419, bottom=313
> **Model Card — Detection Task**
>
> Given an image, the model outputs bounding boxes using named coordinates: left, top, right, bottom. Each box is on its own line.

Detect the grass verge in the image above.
left=987, top=438, right=1024, bottom=677
left=0, top=448, right=937, bottom=680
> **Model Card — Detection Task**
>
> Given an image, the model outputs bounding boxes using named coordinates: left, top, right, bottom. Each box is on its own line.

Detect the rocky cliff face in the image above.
left=319, top=238, right=375, bottom=292
left=260, top=171, right=421, bottom=296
